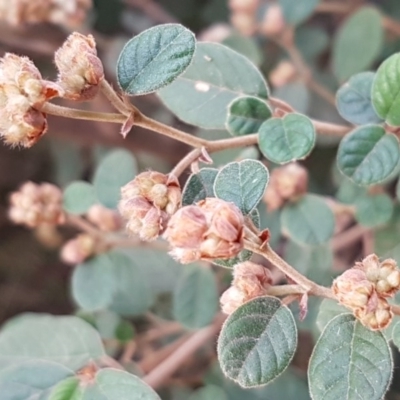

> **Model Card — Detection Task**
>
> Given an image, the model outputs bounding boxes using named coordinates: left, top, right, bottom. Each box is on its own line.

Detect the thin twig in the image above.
left=170, top=148, right=203, bottom=178
left=143, top=314, right=225, bottom=389
left=42, top=103, right=126, bottom=124
left=331, top=224, right=370, bottom=252
left=267, top=284, right=306, bottom=297
left=100, top=80, right=131, bottom=116
left=66, top=214, right=104, bottom=238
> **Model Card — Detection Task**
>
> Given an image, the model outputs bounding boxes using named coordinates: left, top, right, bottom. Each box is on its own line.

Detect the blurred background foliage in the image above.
left=3, top=0, right=400, bottom=398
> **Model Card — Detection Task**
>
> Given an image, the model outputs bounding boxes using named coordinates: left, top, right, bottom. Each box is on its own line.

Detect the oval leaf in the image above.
left=332, top=7, right=383, bottom=82
left=158, top=42, right=269, bottom=129
left=336, top=72, right=383, bottom=125
left=182, top=168, right=218, bottom=206
left=214, top=160, right=269, bottom=214
left=117, top=24, right=196, bottom=95
left=315, top=299, right=347, bottom=332
left=226, top=96, right=272, bottom=136
left=0, top=361, right=73, bottom=400
left=93, top=149, right=137, bottom=209
left=372, top=53, right=400, bottom=126
left=279, top=0, right=319, bottom=25
left=71, top=255, right=116, bottom=312
left=281, top=194, right=335, bottom=246
left=217, top=296, right=297, bottom=388
left=337, top=125, right=400, bottom=186
left=173, top=265, right=219, bottom=329
left=309, top=313, right=392, bottom=400
left=258, top=113, right=316, bottom=164
left=63, top=181, right=97, bottom=215
left=93, top=369, right=161, bottom=400
left=0, top=314, right=105, bottom=371
left=354, top=193, right=394, bottom=227
left=108, top=251, right=154, bottom=317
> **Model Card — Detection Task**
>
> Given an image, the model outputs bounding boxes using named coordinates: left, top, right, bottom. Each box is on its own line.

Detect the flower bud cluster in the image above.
left=0, top=54, right=62, bottom=147
left=86, top=204, right=122, bottom=232
left=263, top=163, right=308, bottom=212
left=60, top=233, right=96, bottom=265
left=0, top=0, right=91, bottom=27
left=164, top=197, right=244, bottom=264
left=55, top=32, right=104, bottom=101
left=333, top=254, right=400, bottom=330
left=119, top=171, right=181, bottom=241
left=9, top=181, right=65, bottom=228
left=220, top=261, right=272, bottom=314
left=228, top=0, right=259, bottom=36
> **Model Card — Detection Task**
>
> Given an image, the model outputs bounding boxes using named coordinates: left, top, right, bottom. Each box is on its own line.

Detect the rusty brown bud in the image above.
left=60, top=233, right=96, bottom=265
left=164, top=198, right=244, bottom=263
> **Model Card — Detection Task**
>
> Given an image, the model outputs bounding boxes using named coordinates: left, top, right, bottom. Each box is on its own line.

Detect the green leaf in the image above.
left=295, top=26, right=329, bottom=62
left=108, top=251, right=154, bottom=317
left=222, top=34, right=262, bottom=66
left=117, top=24, right=196, bottom=95
left=0, top=314, right=105, bottom=371
left=217, top=296, right=297, bottom=388
left=158, top=42, right=269, bottom=129
left=279, top=0, right=319, bottom=25
left=308, top=314, right=392, bottom=400
left=332, top=7, right=383, bottom=82
left=115, top=320, right=135, bottom=343
left=188, top=385, right=227, bottom=400
left=49, top=377, right=80, bottom=400
left=336, top=72, right=383, bottom=125
left=92, top=369, right=161, bottom=400
left=182, top=168, right=218, bottom=206
left=63, top=181, right=97, bottom=215
left=354, top=193, right=393, bottom=227
left=315, top=299, right=347, bottom=332
left=93, top=149, right=137, bottom=209
left=335, top=177, right=367, bottom=204
left=391, top=321, right=400, bottom=351
left=214, top=160, right=269, bottom=214
left=226, top=96, right=271, bottom=136
left=71, top=255, right=116, bottom=312
left=0, top=360, right=73, bottom=400
left=173, top=264, right=219, bottom=329
left=281, top=194, right=335, bottom=245
left=372, top=53, right=400, bottom=126
left=337, top=125, right=400, bottom=186
left=258, top=113, right=316, bottom=164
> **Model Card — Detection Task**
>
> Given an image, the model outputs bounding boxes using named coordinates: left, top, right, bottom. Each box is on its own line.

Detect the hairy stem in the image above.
left=100, top=79, right=131, bottom=116
left=42, top=103, right=126, bottom=124
left=170, top=148, right=203, bottom=177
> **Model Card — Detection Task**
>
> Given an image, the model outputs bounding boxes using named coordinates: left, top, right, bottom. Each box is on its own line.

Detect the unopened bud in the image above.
left=9, top=181, right=65, bottom=228
left=229, top=0, right=259, bottom=13
left=263, top=163, right=308, bottom=211
left=269, top=61, right=297, bottom=87
left=86, top=204, right=122, bottom=232
left=220, top=286, right=246, bottom=315
left=355, top=297, right=393, bottom=331
left=119, top=171, right=181, bottom=241
left=230, top=12, right=256, bottom=36
left=60, top=233, right=96, bottom=265
left=260, top=4, right=286, bottom=37
left=164, top=198, right=244, bottom=263
left=55, top=32, right=104, bottom=101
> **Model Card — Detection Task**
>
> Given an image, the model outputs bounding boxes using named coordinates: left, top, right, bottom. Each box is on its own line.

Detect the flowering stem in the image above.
left=100, top=79, right=131, bottom=116
left=42, top=103, right=126, bottom=124
left=170, top=148, right=203, bottom=178
left=267, top=284, right=306, bottom=297
left=245, top=240, right=335, bottom=299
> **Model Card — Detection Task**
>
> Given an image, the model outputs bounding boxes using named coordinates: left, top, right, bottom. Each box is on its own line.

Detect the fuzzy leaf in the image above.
left=182, top=168, right=218, bottom=206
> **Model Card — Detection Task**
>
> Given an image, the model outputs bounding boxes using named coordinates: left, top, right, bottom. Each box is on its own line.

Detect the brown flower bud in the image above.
left=355, top=296, right=393, bottom=331
left=119, top=171, right=181, bottom=241
left=0, top=0, right=91, bottom=27
left=263, top=163, right=308, bottom=211
left=230, top=12, right=256, bottom=36
left=164, top=198, right=244, bottom=263
left=55, top=32, right=104, bottom=101
left=86, top=204, right=122, bottom=232
left=60, top=233, right=96, bottom=265
left=356, top=254, right=400, bottom=298
left=229, top=0, right=259, bottom=13
left=220, top=261, right=272, bottom=315
left=0, top=53, right=62, bottom=147
left=260, top=4, right=286, bottom=37
left=269, top=61, right=297, bottom=88
left=9, top=181, right=65, bottom=228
